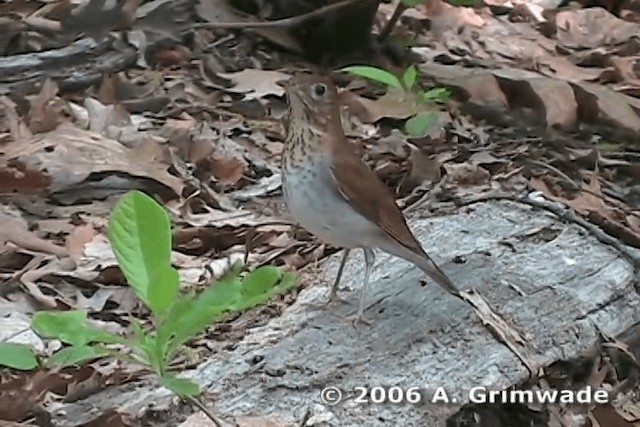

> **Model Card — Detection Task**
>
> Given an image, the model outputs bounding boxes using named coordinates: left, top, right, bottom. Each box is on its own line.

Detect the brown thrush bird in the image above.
left=281, top=73, right=460, bottom=324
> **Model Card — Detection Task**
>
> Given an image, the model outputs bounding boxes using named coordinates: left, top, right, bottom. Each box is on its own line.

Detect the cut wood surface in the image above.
left=51, top=200, right=639, bottom=426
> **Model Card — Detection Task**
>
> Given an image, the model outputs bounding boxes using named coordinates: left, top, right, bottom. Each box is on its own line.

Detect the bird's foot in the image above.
left=327, top=290, right=349, bottom=306
left=345, top=312, right=373, bottom=328
left=301, top=289, right=350, bottom=310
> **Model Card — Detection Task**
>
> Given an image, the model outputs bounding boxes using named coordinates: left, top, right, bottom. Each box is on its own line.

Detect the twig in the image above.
left=183, top=395, right=232, bottom=427
left=456, top=192, right=640, bottom=270
left=377, top=1, right=407, bottom=42
left=190, top=0, right=370, bottom=30
left=527, top=159, right=640, bottom=220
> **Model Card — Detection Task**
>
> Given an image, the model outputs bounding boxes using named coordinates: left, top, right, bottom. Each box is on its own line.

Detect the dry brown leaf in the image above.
left=0, top=122, right=183, bottom=197
left=444, top=162, right=491, bottom=187
left=341, top=89, right=417, bottom=123
left=592, top=405, right=637, bottom=427
left=80, top=409, right=135, bottom=427
left=218, top=69, right=289, bottom=100
left=27, top=78, right=66, bottom=134
left=66, top=224, right=100, bottom=262
left=84, top=97, right=133, bottom=137
left=555, top=9, right=639, bottom=50
left=210, top=155, right=247, bottom=187
left=571, top=82, right=640, bottom=135
left=0, top=95, right=32, bottom=142
left=400, top=144, right=441, bottom=192
left=0, top=211, right=68, bottom=258
left=0, top=370, right=62, bottom=421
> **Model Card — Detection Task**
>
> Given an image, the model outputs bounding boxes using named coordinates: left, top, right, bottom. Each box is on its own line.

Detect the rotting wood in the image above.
left=0, top=38, right=137, bottom=96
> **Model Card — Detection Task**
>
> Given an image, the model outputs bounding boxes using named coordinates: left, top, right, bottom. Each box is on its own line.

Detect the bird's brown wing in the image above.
left=329, top=137, right=424, bottom=255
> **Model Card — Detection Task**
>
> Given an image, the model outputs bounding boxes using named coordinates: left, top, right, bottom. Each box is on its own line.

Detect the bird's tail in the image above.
left=415, top=251, right=461, bottom=298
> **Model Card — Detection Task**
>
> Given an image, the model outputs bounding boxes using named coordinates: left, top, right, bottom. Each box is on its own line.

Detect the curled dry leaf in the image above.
left=0, top=122, right=183, bottom=198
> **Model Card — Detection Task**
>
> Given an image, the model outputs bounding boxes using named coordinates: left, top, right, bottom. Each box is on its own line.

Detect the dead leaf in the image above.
left=400, top=144, right=441, bottom=192
left=66, top=224, right=100, bottom=262
left=0, top=122, right=183, bottom=198
left=444, top=162, right=491, bottom=186
left=27, top=79, right=66, bottom=134
left=218, top=69, right=289, bottom=100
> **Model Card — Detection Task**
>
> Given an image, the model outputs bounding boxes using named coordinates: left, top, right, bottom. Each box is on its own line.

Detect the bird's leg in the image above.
left=348, top=247, right=375, bottom=327
left=328, top=249, right=350, bottom=304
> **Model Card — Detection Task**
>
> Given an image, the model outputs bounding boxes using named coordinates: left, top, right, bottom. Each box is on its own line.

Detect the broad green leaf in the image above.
left=148, top=266, right=180, bottom=314
left=82, top=327, right=124, bottom=345
left=240, top=266, right=281, bottom=298
left=405, top=113, right=438, bottom=137
left=108, top=190, right=179, bottom=314
left=160, top=289, right=235, bottom=362
left=32, top=310, right=90, bottom=346
left=402, top=0, right=422, bottom=6
left=46, top=345, right=109, bottom=368
left=449, top=0, right=475, bottom=5
left=421, top=87, right=450, bottom=103
left=129, top=330, right=159, bottom=369
left=235, top=268, right=298, bottom=311
left=342, top=66, right=403, bottom=89
left=276, top=271, right=298, bottom=290
left=159, top=374, right=200, bottom=396
left=402, top=66, right=418, bottom=90
left=32, top=310, right=122, bottom=347
left=0, top=343, right=39, bottom=370
left=159, top=267, right=297, bottom=367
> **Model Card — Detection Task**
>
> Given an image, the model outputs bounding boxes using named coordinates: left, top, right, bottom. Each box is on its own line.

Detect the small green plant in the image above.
left=0, top=190, right=296, bottom=400
left=342, top=64, right=451, bottom=137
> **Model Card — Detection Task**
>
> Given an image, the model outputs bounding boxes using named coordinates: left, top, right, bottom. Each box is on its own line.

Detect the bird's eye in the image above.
left=312, top=83, right=327, bottom=98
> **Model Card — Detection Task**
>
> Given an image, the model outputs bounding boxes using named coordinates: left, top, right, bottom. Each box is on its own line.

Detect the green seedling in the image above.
left=0, top=190, right=297, bottom=403
left=342, top=64, right=450, bottom=137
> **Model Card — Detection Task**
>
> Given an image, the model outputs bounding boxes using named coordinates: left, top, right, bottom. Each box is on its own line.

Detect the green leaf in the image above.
left=31, top=310, right=122, bottom=347
left=405, top=113, right=438, bottom=137
left=342, top=66, right=403, bottom=89
left=108, top=190, right=179, bottom=314
left=448, top=0, right=475, bottom=5
left=32, top=310, right=90, bottom=346
left=46, top=345, right=109, bottom=368
left=235, top=268, right=298, bottom=311
left=402, top=0, right=422, bottom=6
left=81, top=327, right=124, bottom=345
left=241, top=266, right=282, bottom=298
left=402, top=65, right=418, bottom=90
left=158, top=267, right=297, bottom=366
left=159, top=374, right=200, bottom=396
left=0, top=343, right=39, bottom=370
left=421, top=87, right=451, bottom=103
left=129, top=329, right=160, bottom=370
left=159, top=287, right=235, bottom=362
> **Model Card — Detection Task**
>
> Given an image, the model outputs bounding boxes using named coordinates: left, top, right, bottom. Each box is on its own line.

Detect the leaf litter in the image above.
left=1, top=0, right=640, bottom=424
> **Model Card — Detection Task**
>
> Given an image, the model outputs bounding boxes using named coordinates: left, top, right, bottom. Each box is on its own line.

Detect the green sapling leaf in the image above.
left=0, top=343, right=39, bottom=370
left=342, top=66, right=403, bottom=89
left=108, top=190, right=179, bottom=315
